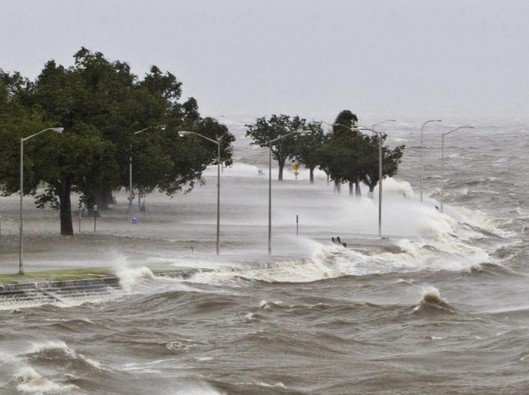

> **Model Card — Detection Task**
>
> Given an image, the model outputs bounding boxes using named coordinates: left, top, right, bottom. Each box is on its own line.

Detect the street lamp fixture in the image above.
left=134, top=125, right=166, bottom=135
left=372, top=119, right=396, bottom=129
left=420, top=119, right=443, bottom=202
left=440, top=125, right=474, bottom=212
left=179, top=130, right=223, bottom=255
left=19, top=127, right=63, bottom=275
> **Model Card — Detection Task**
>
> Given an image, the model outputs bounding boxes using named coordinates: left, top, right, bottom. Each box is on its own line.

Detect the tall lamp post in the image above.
left=359, top=126, right=385, bottom=238
left=326, top=122, right=392, bottom=238
left=441, top=125, right=474, bottom=212
left=268, top=130, right=305, bottom=255
left=179, top=131, right=223, bottom=255
left=420, top=119, right=442, bottom=202
left=370, top=119, right=395, bottom=238
left=19, top=127, right=63, bottom=275
left=128, top=125, right=165, bottom=219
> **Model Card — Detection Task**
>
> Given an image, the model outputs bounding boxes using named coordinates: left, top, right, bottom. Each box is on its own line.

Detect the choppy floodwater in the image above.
left=1, top=117, right=529, bottom=394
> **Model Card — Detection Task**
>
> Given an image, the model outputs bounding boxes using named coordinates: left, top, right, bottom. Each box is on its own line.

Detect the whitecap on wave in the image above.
left=412, top=287, right=456, bottom=316
left=13, top=366, right=79, bottom=394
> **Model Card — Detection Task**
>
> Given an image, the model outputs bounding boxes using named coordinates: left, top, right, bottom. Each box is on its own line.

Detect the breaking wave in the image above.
left=24, top=340, right=103, bottom=371
left=13, top=366, right=79, bottom=394
left=2, top=341, right=101, bottom=394
left=0, top=189, right=510, bottom=313
left=180, top=240, right=491, bottom=287
left=412, top=287, right=456, bottom=316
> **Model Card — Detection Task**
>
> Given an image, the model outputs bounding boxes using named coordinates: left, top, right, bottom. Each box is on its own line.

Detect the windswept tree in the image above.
left=360, top=134, right=405, bottom=194
left=0, top=70, right=50, bottom=192
left=0, top=48, right=235, bottom=236
left=145, top=116, right=235, bottom=195
left=292, top=122, right=328, bottom=183
left=28, top=54, right=124, bottom=211
left=246, top=114, right=306, bottom=181
left=318, top=110, right=405, bottom=196
left=333, top=110, right=358, bottom=137
left=319, top=110, right=364, bottom=194
left=317, top=132, right=365, bottom=194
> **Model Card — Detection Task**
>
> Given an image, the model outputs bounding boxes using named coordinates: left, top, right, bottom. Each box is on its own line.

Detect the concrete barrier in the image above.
left=0, top=277, right=121, bottom=308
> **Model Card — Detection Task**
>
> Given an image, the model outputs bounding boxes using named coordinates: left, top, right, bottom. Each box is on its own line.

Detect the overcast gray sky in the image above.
left=1, top=0, right=528, bottom=120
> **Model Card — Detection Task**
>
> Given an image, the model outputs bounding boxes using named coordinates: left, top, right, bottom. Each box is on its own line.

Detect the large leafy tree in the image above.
left=360, top=134, right=405, bottom=193
left=0, top=71, right=50, bottom=192
left=246, top=114, right=310, bottom=181
left=28, top=56, right=121, bottom=213
left=318, top=110, right=404, bottom=195
left=333, top=110, right=358, bottom=137
left=0, top=65, right=113, bottom=235
left=319, top=110, right=364, bottom=194
left=292, top=121, right=328, bottom=183
left=0, top=48, right=235, bottom=236
left=317, top=132, right=366, bottom=192
left=137, top=116, right=235, bottom=196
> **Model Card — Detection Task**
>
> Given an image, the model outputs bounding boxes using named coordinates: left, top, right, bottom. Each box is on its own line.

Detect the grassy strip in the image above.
left=0, top=268, right=114, bottom=285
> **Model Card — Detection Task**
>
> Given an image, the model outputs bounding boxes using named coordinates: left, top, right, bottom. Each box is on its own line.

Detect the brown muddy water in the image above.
left=0, top=118, right=528, bottom=394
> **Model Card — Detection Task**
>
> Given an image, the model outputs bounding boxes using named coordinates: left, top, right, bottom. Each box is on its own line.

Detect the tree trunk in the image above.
left=93, top=186, right=114, bottom=210
left=368, top=185, right=375, bottom=199
left=85, top=194, right=95, bottom=214
left=309, top=167, right=315, bottom=184
left=93, top=187, right=107, bottom=210
left=278, top=160, right=285, bottom=181
left=349, top=181, right=354, bottom=195
left=104, top=188, right=116, bottom=205
left=355, top=180, right=362, bottom=196
left=334, top=181, right=341, bottom=194
left=59, top=179, right=74, bottom=236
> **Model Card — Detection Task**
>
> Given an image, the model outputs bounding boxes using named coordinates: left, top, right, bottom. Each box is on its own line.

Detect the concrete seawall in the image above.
left=0, top=268, right=199, bottom=309
left=0, top=277, right=121, bottom=308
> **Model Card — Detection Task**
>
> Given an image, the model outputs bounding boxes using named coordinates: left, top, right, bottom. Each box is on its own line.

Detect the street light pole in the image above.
left=216, top=137, right=221, bottom=255
left=358, top=127, right=384, bottom=238
left=19, top=127, right=63, bottom=275
left=370, top=120, right=395, bottom=238
left=326, top=121, right=390, bottom=238
left=440, top=125, right=474, bottom=212
left=129, top=143, right=133, bottom=219
left=19, top=138, right=23, bottom=274
left=268, top=140, right=272, bottom=255
left=129, top=125, right=165, bottom=219
left=179, top=131, right=222, bottom=255
left=420, top=119, right=442, bottom=202
left=377, top=134, right=382, bottom=237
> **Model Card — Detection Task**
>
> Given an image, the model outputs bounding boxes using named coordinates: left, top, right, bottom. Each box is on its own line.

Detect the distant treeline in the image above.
left=245, top=111, right=404, bottom=193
